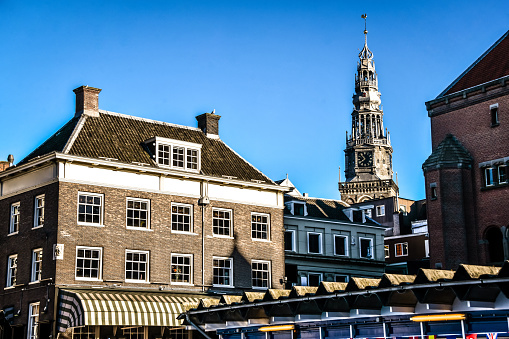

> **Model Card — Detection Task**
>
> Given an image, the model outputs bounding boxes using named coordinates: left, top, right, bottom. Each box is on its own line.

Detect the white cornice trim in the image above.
left=0, top=179, right=58, bottom=200
left=284, top=215, right=386, bottom=230
left=0, top=153, right=291, bottom=193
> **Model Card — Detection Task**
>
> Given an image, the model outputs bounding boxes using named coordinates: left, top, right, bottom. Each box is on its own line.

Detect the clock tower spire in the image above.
left=339, top=14, right=398, bottom=204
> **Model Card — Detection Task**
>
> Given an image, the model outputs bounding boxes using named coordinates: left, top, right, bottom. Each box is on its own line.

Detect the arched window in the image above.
left=485, top=226, right=504, bottom=263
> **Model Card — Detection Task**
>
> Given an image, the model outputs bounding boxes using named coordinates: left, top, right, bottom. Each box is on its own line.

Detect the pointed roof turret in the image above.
left=359, top=14, right=373, bottom=60
left=422, top=134, right=473, bottom=171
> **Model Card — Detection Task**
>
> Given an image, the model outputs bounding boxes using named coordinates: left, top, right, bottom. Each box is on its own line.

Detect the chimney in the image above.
left=73, top=86, right=102, bottom=117
left=196, top=110, right=221, bottom=137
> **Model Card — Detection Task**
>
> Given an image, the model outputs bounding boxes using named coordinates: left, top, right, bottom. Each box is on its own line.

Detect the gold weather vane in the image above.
left=361, top=13, right=368, bottom=37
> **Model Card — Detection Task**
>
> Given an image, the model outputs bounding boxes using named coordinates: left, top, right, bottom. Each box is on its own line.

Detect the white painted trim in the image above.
left=359, top=237, right=374, bottom=259
left=170, top=253, right=194, bottom=285
left=0, top=179, right=58, bottom=200
left=170, top=202, right=194, bottom=233
left=75, top=246, right=103, bottom=281
left=284, top=229, right=296, bottom=252
left=77, top=192, right=104, bottom=226
left=251, top=260, right=271, bottom=290
left=251, top=212, right=271, bottom=241
left=394, top=242, right=409, bottom=257
left=212, top=256, right=234, bottom=288
left=125, top=249, right=150, bottom=283
left=9, top=202, right=20, bottom=234
left=33, top=194, right=45, bottom=229
left=6, top=254, right=17, bottom=288
left=307, top=232, right=323, bottom=255
left=333, top=234, right=349, bottom=257
left=126, top=197, right=151, bottom=230
left=31, top=248, right=43, bottom=283
left=284, top=215, right=386, bottom=230
left=212, top=207, right=233, bottom=237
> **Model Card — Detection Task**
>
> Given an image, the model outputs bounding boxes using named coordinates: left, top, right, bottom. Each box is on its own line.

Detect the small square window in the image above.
left=9, top=202, right=20, bottom=234
left=307, top=232, right=322, bottom=254
left=395, top=242, right=408, bottom=257
left=307, top=273, right=322, bottom=287
left=334, top=235, right=348, bottom=256
left=212, top=208, right=232, bottom=237
left=171, top=254, right=192, bottom=284
left=335, top=275, right=349, bottom=283
left=77, top=192, right=103, bottom=225
left=376, top=205, right=385, bottom=217
left=213, top=257, right=233, bottom=287
left=34, top=195, right=45, bottom=228
left=126, top=198, right=150, bottom=229
left=171, top=203, right=193, bottom=233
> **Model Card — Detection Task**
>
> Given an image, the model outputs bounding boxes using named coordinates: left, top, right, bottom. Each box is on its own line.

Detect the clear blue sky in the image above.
left=1, top=1, right=508, bottom=201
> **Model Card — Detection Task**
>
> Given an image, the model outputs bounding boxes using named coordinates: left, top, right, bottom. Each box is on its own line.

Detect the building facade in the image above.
left=339, top=28, right=398, bottom=204
left=423, top=30, right=509, bottom=269
left=0, top=86, right=288, bottom=339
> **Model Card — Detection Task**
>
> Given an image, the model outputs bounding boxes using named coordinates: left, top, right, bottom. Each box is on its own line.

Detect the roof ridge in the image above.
left=98, top=109, right=202, bottom=132
left=62, top=115, right=87, bottom=154
left=437, top=29, right=509, bottom=98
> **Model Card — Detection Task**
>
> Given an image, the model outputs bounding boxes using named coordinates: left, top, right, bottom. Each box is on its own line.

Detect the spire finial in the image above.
left=358, top=14, right=373, bottom=60
left=361, top=13, right=368, bottom=42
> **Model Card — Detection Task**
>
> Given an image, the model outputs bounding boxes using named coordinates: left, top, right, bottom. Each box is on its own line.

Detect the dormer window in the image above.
left=147, top=137, right=202, bottom=172
left=285, top=201, right=307, bottom=216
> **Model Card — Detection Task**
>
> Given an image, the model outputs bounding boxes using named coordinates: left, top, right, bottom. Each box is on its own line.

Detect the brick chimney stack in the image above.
left=196, top=110, right=221, bottom=137
left=73, top=86, right=102, bottom=117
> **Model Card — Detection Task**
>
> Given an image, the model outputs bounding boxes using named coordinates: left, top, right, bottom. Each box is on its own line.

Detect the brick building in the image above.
left=0, top=86, right=289, bottom=339
left=423, top=30, right=509, bottom=269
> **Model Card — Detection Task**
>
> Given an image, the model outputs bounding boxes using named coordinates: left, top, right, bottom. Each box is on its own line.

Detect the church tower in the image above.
left=339, top=16, right=398, bottom=204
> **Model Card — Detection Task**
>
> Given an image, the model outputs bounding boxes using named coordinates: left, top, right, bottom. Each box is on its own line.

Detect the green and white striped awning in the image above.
left=56, top=289, right=202, bottom=333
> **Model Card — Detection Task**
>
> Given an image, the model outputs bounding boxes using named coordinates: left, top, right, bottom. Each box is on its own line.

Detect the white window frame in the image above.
left=485, top=167, right=496, bottom=187
left=425, top=239, right=430, bottom=258
left=126, top=197, right=151, bottom=230
left=365, top=209, right=372, bottom=218
left=307, top=232, right=323, bottom=254
left=75, top=246, right=103, bottom=281
left=251, top=260, right=271, bottom=290
left=212, top=256, right=234, bottom=288
left=376, top=205, right=385, bottom=217
left=307, top=273, right=322, bottom=287
left=498, top=165, right=507, bottom=184
left=333, top=234, right=349, bottom=256
left=31, top=249, right=43, bottom=283
left=251, top=212, right=270, bottom=241
left=359, top=237, right=374, bottom=259
left=153, top=137, right=202, bottom=172
left=384, top=245, right=390, bottom=258
left=171, top=202, right=193, bottom=234
left=6, top=254, right=17, bottom=288
left=33, top=195, right=45, bottom=229
left=284, top=229, right=296, bottom=252
left=395, top=242, right=409, bottom=257
left=291, top=201, right=307, bottom=216
left=77, top=192, right=104, bottom=226
left=9, top=202, right=20, bottom=235
left=212, top=207, right=233, bottom=238
left=28, top=302, right=40, bottom=339
left=125, top=250, right=150, bottom=283
left=170, top=253, right=193, bottom=285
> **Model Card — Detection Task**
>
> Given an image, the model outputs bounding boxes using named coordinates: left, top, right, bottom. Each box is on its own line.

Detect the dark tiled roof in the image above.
left=440, top=30, right=509, bottom=97
left=284, top=195, right=351, bottom=222
left=19, top=117, right=81, bottom=164
left=20, top=111, right=273, bottom=183
left=422, top=134, right=473, bottom=171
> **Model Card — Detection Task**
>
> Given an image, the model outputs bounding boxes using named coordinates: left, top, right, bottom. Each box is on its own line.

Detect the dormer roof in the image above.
left=422, top=134, right=473, bottom=171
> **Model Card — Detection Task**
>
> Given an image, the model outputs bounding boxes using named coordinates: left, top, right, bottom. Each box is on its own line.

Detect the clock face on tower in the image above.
left=357, top=151, right=373, bottom=167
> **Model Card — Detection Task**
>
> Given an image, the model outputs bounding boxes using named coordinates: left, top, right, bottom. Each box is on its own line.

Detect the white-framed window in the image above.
left=425, top=239, right=430, bottom=258
left=359, top=237, right=373, bottom=259
left=77, top=192, right=103, bottom=226
left=75, top=246, right=102, bottom=281
left=485, top=167, right=496, bottom=187
left=126, top=198, right=150, bottom=229
left=125, top=250, right=149, bottom=283
left=9, top=202, right=20, bottom=234
left=153, top=137, right=202, bottom=172
left=307, top=232, right=322, bottom=254
left=6, top=254, right=17, bottom=287
left=284, top=229, right=296, bottom=252
left=498, top=165, right=507, bottom=184
left=171, top=203, right=193, bottom=233
left=376, top=205, right=385, bottom=217
left=335, top=274, right=349, bottom=283
left=307, top=273, right=322, bottom=287
left=384, top=245, right=390, bottom=258
left=28, top=302, right=40, bottom=339
left=252, top=260, right=270, bottom=289
left=365, top=209, right=372, bottom=218
left=34, top=195, right=45, bottom=228
left=399, top=205, right=407, bottom=216
left=334, top=235, right=348, bottom=256
left=395, top=242, right=409, bottom=257
left=251, top=213, right=270, bottom=240
left=213, top=257, right=233, bottom=287
left=171, top=254, right=193, bottom=285
left=31, top=249, right=43, bottom=282
left=212, top=208, right=232, bottom=237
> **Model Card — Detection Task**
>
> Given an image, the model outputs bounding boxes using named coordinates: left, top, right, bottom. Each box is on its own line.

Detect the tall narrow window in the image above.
left=77, top=193, right=103, bottom=225
left=158, top=144, right=171, bottom=165
left=251, top=213, right=270, bottom=240
left=34, top=195, right=45, bottom=228
left=213, top=257, right=233, bottom=287
left=9, top=202, right=20, bottom=234
left=384, top=245, right=390, bottom=258
left=359, top=237, right=373, bottom=259
left=284, top=230, right=295, bottom=252
left=172, top=146, right=185, bottom=168
left=75, top=247, right=102, bottom=280
left=334, top=235, right=348, bottom=256
left=125, top=250, right=149, bottom=282
left=171, top=203, right=193, bottom=233
left=126, top=198, right=150, bottom=229
left=171, top=254, right=192, bottom=284
left=307, top=232, right=322, bottom=254
left=212, top=208, right=232, bottom=237
left=490, top=104, right=499, bottom=126
left=498, top=165, right=507, bottom=184
left=395, top=243, right=409, bottom=257
left=376, top=205, right=385, bottom=217
left=187, top=149, right=198, bottom=169
left=28, top=302, right=40, bottom=339
left=31, top=249, right=43, bottom=282
left=251, top=260, right=270, bottom=289
left=485, top=167, right=496, bottom=187
left=6, top=254, right=17, bottom=287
